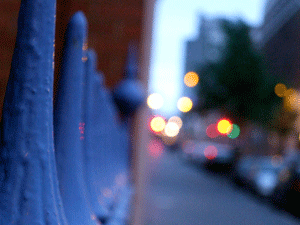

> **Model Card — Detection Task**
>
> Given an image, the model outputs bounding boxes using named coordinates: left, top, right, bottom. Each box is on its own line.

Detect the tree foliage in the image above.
left=196, top=19, right=282, bottom=128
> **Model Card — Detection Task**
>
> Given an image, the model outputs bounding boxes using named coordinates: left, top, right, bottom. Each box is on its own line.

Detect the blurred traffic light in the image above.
left=217, top=119, right=232, bottom=135
left=227, top=124, right=240, bottom=139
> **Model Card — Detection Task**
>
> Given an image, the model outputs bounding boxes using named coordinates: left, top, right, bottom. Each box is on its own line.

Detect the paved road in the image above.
left=142, top=150, right=300, bottom=225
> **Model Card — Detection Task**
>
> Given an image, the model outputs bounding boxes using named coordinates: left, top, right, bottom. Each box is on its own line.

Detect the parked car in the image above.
left=233, top=155, right=284, bottom=195
left=233, top=155, right=259, bottom=189
left=252, top=157, right=285, bottom=198
left=284, top=168, right=300, bottom=216
left=181, top=140, right=236, bottom=172
left=270, top=152, right=300, bottom=211
left=234, top=153, right=300, bottom=208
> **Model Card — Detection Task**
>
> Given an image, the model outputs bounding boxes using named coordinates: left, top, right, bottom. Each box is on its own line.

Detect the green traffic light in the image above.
left=227, top=124, right=240, bottom=139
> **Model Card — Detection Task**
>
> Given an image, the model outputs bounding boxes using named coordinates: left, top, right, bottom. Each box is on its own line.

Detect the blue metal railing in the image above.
left=54, top=11, right=99, bottom=225
left=0, top=0, right=145, bottom=224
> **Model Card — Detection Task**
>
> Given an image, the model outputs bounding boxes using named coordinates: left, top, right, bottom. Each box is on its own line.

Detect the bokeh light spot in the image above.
left=217, top=119, right=232, bottom=135
left=148, top=139, right=164, bottom=159
left=164, top=122, right=180, bottom=137
left=184, top=71, right=199, bottom=87
left=177, top=97, right=193, bottom=113
left=274, top=83, right=287, bottom=97
left=284, top=88, right=300, bottom=112
left=206, top=123, right=219, bottom=138
left=150, top=116, right=166, bottom=133
left=204, top=145, right=218, bottom=160
left=168, top=116, right=183, bottom=129
left=147, top=93, right=164, bottom=110
left=227, top=124, right=240, bottom=139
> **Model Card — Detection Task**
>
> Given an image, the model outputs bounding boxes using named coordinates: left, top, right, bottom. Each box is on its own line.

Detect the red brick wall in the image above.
left=0, top=0, right=145, bottom=119
left=55, top=0, right=144, bottom=88
left=0, top=1, right=20, bottom=120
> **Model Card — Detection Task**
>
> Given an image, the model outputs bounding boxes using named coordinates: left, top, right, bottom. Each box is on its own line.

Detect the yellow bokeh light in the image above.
left=275, top=83, right=287, bottom=97
left=217, top=119, right=233, bottom=134
left=184, top=72, right=199, bottom=87
left=147, top=93, right=164, bottom=110
left=177, top=97, right=193, bottom=113
left=284, top=88, right=300, bottom=112
left=168, top=116, right=183, bottom=129
left=164, top=122, right=180, bottom=137
left=150, top=116, right=166, bottom=132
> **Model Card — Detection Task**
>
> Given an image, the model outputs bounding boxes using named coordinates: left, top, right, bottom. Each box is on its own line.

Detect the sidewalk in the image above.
left=141, top=149, right=300, bottom=225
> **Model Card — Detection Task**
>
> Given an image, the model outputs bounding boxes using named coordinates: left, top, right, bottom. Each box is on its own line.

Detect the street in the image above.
left=141, top=149, right=300, bottom=225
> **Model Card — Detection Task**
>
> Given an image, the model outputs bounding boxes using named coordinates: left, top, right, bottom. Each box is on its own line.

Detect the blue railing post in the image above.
left=90, top=69, right=132, bottom=224
left=53, top=12, right=99, bottom=225
left=0, top=2, right=145, bottom=223
left=0, top=0, right=68, bottom=224
left=108, top=43, right=146, bottom=225
left=113, top=43, right=146, bottom=117
left=82, top=49, right=109, bottom=223
left=87, top=69, right=125, bottom=210
left=112, top=43, right=146, bottom=175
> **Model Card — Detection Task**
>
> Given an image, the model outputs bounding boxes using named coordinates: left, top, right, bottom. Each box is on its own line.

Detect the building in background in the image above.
left=261, top=0, right=300, bottom=154
left=185, top=16, right=226, bottom=74
left=185, top=15, right=262, bottom=76
left=183, top=1, right=300, bottom=155
left=262, top=0, right=300, bottom=86
left=183, top=16, right=226, bottom=105
left=184, top=16, right=262, bottom=108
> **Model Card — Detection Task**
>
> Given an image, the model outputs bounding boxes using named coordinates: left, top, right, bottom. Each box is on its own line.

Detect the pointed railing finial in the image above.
left=113, top=42, right=146, bottom=116
left=0, top=0, right=68, bottom=224
left=54, top=11, right=99, bottom=225
left=123, top=41, right=139, bottom=79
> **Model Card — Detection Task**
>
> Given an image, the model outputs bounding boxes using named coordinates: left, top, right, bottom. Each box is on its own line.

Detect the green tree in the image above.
left=196, top=19, right=281, bottom=128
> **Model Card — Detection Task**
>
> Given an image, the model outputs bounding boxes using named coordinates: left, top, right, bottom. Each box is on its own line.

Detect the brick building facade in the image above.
left=0, top=0, right=148, bottom=119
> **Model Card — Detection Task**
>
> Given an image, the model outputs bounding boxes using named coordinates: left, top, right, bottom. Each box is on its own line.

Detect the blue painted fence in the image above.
left=0, top=0, right=145, bottom=224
